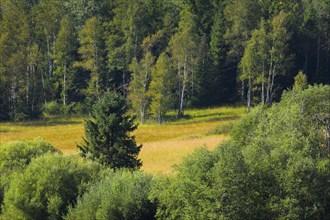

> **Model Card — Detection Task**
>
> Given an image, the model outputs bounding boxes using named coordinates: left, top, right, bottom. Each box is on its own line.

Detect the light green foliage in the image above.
left=148, top=52, right=176, bottom=123
left=0, top=138, right=59, bottom=175
left=53, top=15, right=76, bottom=106
left=150, top=147, right=219, bottom=219
left=293, top=71, right=308, bottom=90
left=0, top=139, right=59, bottom=213
left=65, top=170, right=155, bottom=220
left=1, top=154, right=103, bottom=220
left=128, top=52, right=155, bottom=124
left=169, top=5, right=200, bottom=117
left=42, top=101, right=62, bottom=116
left=79, top=91, right=142, bottom=169
left=151, top=85, right=330, bottom=219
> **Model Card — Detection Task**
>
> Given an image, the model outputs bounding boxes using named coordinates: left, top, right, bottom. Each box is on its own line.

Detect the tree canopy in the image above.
left=0, top=0, right=329, bottom=121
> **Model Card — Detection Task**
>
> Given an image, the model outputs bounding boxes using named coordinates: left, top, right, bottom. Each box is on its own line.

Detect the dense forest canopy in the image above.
left=0, top=0, right=329, bottom=121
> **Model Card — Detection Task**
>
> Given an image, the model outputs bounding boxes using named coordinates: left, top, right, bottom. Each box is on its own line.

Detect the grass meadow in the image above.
left=0, top=106, right=246, bottom=174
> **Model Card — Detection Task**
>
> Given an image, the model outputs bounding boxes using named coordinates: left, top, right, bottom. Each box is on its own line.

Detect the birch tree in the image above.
left=266, top=11, right=291, bottom=104
left=53, top=15, right=76, bottom=106
left=169, top=6, right=200, bottom=118
left=148, top=52, right=176, bottom=123
left=128, top=52, right=155, bottom=124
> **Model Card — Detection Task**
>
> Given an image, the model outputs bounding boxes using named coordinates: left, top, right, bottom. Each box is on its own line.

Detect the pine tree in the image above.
left=79, top=91, right=142, bottom=169
left=75, top=16, right=105, bottom=101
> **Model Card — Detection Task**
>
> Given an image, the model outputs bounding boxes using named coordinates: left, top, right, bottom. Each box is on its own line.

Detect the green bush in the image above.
left=65, top=169, right=155, bottom=220
left=1, top=154, right=103, bottom=220
left=151, top=85, right=330, bottom=219
left=150, top=147, right=220, bottom=219
left=42, top=101, right=62, bottom=116
left=0, top=139, right=59, bottom=213
left=207, top=122, right=233, bottom=135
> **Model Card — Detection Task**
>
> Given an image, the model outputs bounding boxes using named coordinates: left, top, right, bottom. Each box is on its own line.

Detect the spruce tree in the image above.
left=79, top=91, right=142, bottom=169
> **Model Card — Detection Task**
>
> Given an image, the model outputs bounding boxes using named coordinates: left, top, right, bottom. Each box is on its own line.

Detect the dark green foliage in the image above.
left=79, top=91, right=142, bottom=169
left=65, top=169, right=155, bottom=220
left=151, top=85, right=330, bottom=219
left=1, top=0, right=329, bottom=121
left=1, top=154, right=103, bottom=220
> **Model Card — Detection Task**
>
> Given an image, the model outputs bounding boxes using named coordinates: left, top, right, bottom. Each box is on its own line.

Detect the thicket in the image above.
left=1, top=154, right=103, bottom=220
left=0, top=139, right=59, bottom=214
left=1, top=0, right=329, bottom=121
left=151, top=85, right=330, bottom=219
left=65, top=170, right=155, bottom=220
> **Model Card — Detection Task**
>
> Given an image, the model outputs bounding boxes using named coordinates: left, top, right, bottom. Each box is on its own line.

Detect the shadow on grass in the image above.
left=3, top=116, right=84, bottom=127
left=162, top=114, right=240, bottom=125
left=0, top=129, right=19, bottom=133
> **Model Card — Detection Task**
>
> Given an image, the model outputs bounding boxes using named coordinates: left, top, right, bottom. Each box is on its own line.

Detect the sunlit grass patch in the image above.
left=139, top=135, right=229, bottom=174
left=0, top=106, right=246, bottom=174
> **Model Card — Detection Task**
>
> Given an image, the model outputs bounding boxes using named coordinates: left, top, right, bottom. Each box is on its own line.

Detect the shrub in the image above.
left=151, top=85, right=330, bottom=219
left=1, top=154, right=103, bottom=220
left=42, top=101, right=62, bottom=116
left=0, top=139, right=59, bottom=213
left=65, top=170, right=155, bottom=220
left=150, top=147, right=220, bottom=219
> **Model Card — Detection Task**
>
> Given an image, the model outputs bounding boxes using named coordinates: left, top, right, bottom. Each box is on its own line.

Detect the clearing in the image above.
left=0, top=106, right=245, bottom=174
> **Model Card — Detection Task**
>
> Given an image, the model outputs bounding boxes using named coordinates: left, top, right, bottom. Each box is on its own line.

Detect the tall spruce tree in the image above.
left=79, top=91, right=142, bottom=169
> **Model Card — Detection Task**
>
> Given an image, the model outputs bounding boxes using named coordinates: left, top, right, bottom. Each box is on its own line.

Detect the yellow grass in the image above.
left=0, top=106, right=246, bottom=174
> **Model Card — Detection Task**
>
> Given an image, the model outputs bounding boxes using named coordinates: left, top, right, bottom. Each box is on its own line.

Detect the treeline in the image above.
left=1, top=0, right=329, bottom=121
left=1, top=85, right=329, bottom=219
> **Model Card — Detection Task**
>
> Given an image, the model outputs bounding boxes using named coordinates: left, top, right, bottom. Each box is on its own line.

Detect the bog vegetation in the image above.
left=0, top=85, right=329, bottom=219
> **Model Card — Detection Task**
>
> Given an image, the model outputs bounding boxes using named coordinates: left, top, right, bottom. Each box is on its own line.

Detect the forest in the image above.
left=1, top=0, right=330, bottom=219
left=1, top=0, right=329, bottom=121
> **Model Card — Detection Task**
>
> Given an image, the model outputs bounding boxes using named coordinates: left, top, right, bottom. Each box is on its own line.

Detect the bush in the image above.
left=151, top=85, right=330, bottom=219
left=0, top=139, right=59, bottom=213
left=42, top=101, right=62, bottom=116
left=65, top=170, right=155, bottom=220
left=1, top=154, right=103, bottom=220
left=150, top=147, right=220, bottom=219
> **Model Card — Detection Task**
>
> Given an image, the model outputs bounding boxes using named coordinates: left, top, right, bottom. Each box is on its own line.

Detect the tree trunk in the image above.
left=247, top=71, right=251, bottom=113
left=316, top=35, right=320, bottom=82
left=178, top=54, right=188, bottom=118
left=26, top=65, right=30, bottom=109
left=261, top=59, right=265, bottom=104
left=63, top=65, right=67, bottom=106
left=40, top=71, right=47, bottom=104
left=46, top=37, right=53, bottom=77
left=304, top=43, right=309, bottom=74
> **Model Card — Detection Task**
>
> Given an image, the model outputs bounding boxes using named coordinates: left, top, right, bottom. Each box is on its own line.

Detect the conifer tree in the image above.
left=79, top=91, right=142, bottom=169
left=75, top=17, right=105, bottom=101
